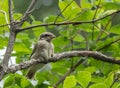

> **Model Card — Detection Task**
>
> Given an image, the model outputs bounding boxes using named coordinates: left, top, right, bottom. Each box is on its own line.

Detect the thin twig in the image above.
left=53, top=59, right=85, bottom=88
left=81, top=31, right=89, bottom=50
left=96, top=12, right=118, bottom=42
left=16, top=10, right=120, bottom=33
left=54, top=0, right=74, bottom=24
left=93, top=23, right=109, bottom=35
left=20, top=0, right=37, bottom=25
left=110, top=72, right=120, bottom=88
left=97, top=38, right=120, bottom=51
left=8, top=0, right=14, bottom=29
left=93, top=0, right=101, bottom=20
left=92, top=0, right=101, bottom=40
left=0, top=10, right=120, bottom=30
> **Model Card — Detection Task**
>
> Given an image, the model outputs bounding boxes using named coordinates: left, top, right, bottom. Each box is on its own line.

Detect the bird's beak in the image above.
left=51, top=34, right=56, bottom=39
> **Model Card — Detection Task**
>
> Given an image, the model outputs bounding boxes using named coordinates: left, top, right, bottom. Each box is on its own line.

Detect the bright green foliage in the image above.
left=0, top=0, right=120, bottom=88
left=59, top=0, right=81, bottom=19
left=89, top=83, right=107, bottom=88
left=104, top=72, right=114, bottom=88
left=63, top=75, right=76, bottom=88
left=0, top=0, right=8, bottom=11
left=76, top=71, right=91, bottom=88
left=3, top=74, right=33, bottom=88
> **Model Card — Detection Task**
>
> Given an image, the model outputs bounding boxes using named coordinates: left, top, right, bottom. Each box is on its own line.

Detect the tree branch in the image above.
left=97, top=38, right=120, bottom=51
left=0, top=51, right=119, bottom=80
left=20, top=0, right=37, bottom=25
left=1, top=31, right=16, bottom=70
left=0, top=0, right=17, bottom=72
left=96, top=12, right=118, bottom=42
left=16, top=10, right=120, bottom=33
left=1, top=10, right=120, bottom=31
left=8, top=0, right=14, bottom=27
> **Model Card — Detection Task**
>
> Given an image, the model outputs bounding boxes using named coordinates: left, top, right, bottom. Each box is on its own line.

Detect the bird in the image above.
left=26, top=32, right=55, bottom=79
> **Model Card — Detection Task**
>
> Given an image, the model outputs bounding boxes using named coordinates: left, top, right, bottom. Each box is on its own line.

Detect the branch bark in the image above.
left=8, top=0, right=14, bottom=25
left=19, top=0, right=37, bottom=25
left=0, top=51, right=119, bottom=80
left=1, top=0, right=17, bottom=71
left=16, top=10, right=120, bottom=33
left=1, top=31, right=16, bottom=70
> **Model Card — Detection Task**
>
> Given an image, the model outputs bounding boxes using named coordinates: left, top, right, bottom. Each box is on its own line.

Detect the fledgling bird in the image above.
left=26, top=32, right=55, bottom=79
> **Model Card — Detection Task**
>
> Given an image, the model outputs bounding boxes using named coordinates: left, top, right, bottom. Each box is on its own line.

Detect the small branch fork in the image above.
left=0, top=51, right=120, bottom=80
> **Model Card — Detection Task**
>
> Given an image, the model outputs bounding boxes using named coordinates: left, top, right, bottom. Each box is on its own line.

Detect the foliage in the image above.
left=0, top=0, right=120, bottom=88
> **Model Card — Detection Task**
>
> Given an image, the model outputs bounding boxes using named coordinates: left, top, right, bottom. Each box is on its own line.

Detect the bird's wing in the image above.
left=30, top=40, right=47, bottom=59
left=30, top=43, right=38, bottom=58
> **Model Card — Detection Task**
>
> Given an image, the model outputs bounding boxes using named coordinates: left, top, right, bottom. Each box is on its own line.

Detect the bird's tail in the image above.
left=26, top=64, right=44, bottom=79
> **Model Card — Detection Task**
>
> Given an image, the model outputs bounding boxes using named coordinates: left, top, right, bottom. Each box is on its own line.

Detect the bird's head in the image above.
left=39, top=32, right=56, bottom=42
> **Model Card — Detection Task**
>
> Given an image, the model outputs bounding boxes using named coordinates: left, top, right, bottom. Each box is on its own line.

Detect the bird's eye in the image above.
left=44, top=34, right=51, bottom=37
left=44, top=34, right=48, bottom=37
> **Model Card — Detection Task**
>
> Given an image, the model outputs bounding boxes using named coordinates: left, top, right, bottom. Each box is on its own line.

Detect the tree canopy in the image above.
left=0, top=0, right=120, bottom=88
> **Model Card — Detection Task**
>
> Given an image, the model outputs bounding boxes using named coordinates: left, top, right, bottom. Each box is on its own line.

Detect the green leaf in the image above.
left=110, top=24, right=120, bottom=34
left=75, top=24, right=93, bottom=32
left=21, top=76, right=33, bottom=88
left=53, top=36, right=69, bottom=51
left=89, top=83, right=107, bottom=88
left=73, top=34, right=84, bottom=42
left=63, top=75, right=76, bottom=88
left=100, top=16, right=111, bottom=30
left=52, top=60, right=70, bottom=74
left=35, top=72, right=47, bottom=84
left=59, top=0, right=81, bottom=19
left=17, top=32, right=29, bottom=40
left=44, top=15, right=63, bottom=23
left=0, top=35, right=7, bottom=49
left=32, top=21, right=46, bottom=37
left=59, top=29, right=69, bottom=37
left=13, top=13, right=22, bottom=21
left=76, top=71, right=91, bottom=88
left=0, top=13, right=7, bottom=25
left=14, top=42, right=30, bottom=53
left=112, top=82, right=120, bottom=88
left=104, top=72, right=114, bottom=88
left=21, top=22, right=31, bottom=28
left=89, top=40, right=97, bottom=50
left=48, top=87, right=54, bottom=88
left=75, top=10, right=94, bottom=21
left=81, top=0, right=92, bottom=9
left=14, top=74, right=22, bottom=86
left=103, top=2, right=120, bottom=10
left=91, top=77, right=105, bottom=83
left=4, top=85, right=21, bottom=88
left=84, top=66, right=97, bottom=74
left=3, top=74, right=14, bottom=88
left=0, top=0, right=8, bottom=11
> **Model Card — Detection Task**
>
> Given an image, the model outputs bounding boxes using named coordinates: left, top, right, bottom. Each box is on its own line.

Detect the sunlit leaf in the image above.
left=63, top=75, right=76, bottom=88
left=76, top=71, right=91, bottom=88
left=89, top=83, right=107, bottom=88
left=104, top=72, right=114, bottom=88
left=59, top=0, right=81, bottom=19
